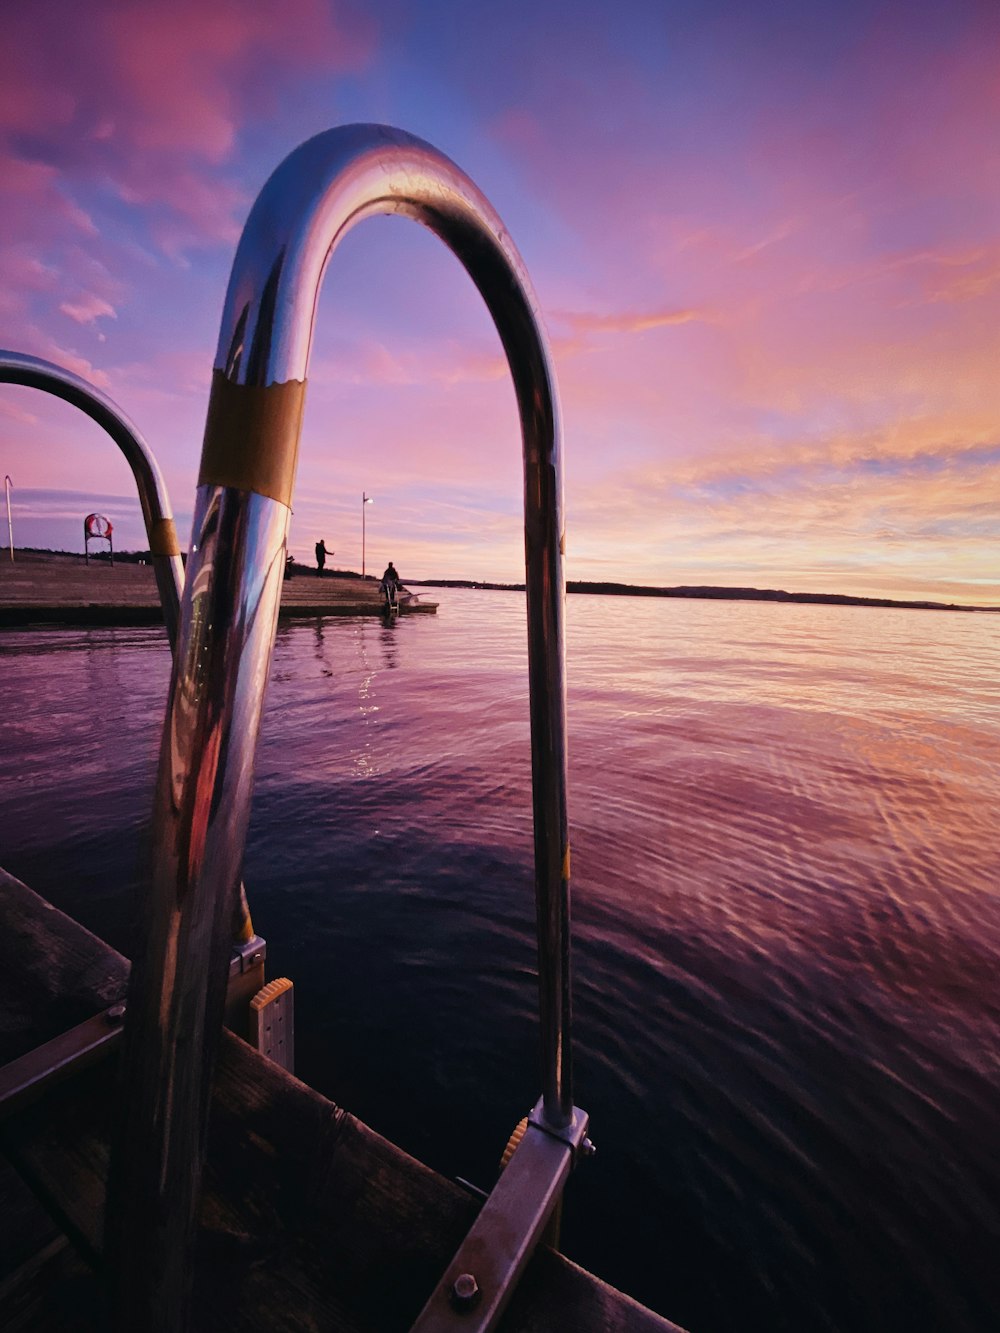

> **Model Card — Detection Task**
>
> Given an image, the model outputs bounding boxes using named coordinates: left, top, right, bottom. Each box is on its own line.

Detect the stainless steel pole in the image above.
left=362, top=491, right=372, bottom=577
left=110, top=125, right=575, bottom=1331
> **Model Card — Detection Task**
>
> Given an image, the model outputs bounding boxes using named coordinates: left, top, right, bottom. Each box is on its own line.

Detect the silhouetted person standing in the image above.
left=379, top=561, right=401, bottom=610
left=315, top=539, right=330, bottom=576
left=380, top=561, right=400, bottom=595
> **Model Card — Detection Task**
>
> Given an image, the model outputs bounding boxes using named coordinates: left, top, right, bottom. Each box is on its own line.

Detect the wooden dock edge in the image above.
left=0, top=868, right=684, bottom=1331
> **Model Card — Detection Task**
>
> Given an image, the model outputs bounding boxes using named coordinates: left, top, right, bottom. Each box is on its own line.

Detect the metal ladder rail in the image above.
left=0, top=350, right=184, bottom=645
left=0, top=352, right=258, bottom=957
left=107, top=123, right=585, bottom=1332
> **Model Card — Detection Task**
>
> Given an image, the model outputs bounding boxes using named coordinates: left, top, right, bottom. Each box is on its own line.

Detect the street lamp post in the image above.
left=362, top=491, right=372, bottom=578
left=4, top=475, right=12, bottom=562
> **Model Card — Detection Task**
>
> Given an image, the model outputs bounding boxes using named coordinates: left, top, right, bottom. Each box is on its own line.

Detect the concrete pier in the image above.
left=0, top=551, right=436, bottom=627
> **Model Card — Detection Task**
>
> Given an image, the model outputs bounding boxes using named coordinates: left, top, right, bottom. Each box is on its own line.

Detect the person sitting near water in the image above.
left=380, top=561, right=401, bottom=601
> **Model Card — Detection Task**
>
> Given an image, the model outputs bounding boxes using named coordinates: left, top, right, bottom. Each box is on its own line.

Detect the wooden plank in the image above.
left=0, top=869, right=128, bottom=1066
left=0, top=870, right=684, bottom=1331
left=0, top=1156, right=102, bottom=1333
left=5, top=1038, right=682, bottom=1331
left=0, top=1235, right=102, bottom=1333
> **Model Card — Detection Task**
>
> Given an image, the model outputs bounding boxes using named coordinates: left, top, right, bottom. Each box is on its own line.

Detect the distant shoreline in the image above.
left=413, top=578, right=997, bottom=613
left=6, top=552, right=995, bottom=614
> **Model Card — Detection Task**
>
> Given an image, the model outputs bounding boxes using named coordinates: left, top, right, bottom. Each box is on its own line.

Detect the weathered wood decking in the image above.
left=0, top=552, right=436, bottom=627
left=0, top=868, right=683, bottom=1332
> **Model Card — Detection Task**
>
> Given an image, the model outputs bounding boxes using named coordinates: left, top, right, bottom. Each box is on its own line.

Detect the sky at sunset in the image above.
left=1, top=0, right=997, bottom=602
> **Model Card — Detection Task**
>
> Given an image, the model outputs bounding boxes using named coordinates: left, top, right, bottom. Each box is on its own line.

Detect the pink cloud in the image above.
left=0, top=153, right=97, bottom=238
left=0, top=0, right=378, bottom=330
left=8, top=328, right=113, bottom=390
left=104, top=0, right=374, bottom=158
left=548, top=306, right=710, bottom=362
left=0, top=396, right=39, bottom=427
left=0, top=251, right=61, bottom=319
left=563, top=435, right=1000, bottom=606
left=1, top=1, right=374, bottom=166
left=59, top=295, right=117, bottom=327
left=556, top=307, right=707, bottom=337
left=913, top=248, right=1000, bottom=306
left=120, top=168, right=249, bottom=257
left=311, top=337, right=509, bottom=389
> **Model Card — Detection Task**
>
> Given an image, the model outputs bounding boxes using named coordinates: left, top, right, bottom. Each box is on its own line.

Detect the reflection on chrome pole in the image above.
left=110, top=124, right=577, bottom=1331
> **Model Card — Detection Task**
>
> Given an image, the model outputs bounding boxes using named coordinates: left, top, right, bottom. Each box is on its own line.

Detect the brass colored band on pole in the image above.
left=149, top=517, right=180, bottom=557
left=198, top=371, right=306, bottom=508
left=232, top=885, right=255, bottom=945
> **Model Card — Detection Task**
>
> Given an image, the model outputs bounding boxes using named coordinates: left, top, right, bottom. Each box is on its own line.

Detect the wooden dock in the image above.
left=0, top=867, right=683, bottom=1332
left=0, top=552, right=436, bottom=628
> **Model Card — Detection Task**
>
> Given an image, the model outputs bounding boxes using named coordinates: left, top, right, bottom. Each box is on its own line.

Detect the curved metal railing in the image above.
left=109, top=125, right=579, bottom=1331
left=0, top=352, right=258, bottom=950
left=0, top=351, right=184, bottom=644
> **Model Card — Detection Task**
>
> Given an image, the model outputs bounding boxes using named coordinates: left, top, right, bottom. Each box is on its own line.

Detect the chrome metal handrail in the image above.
left=0, top=351, right=184, bottom=644
left=0, top=352, right=257, bottom=950
left=109, top=125, right=578, bottom=1331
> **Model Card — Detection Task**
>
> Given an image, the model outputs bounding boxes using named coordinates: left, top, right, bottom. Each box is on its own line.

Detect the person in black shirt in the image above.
left=380, top=561, right=400, bottom=606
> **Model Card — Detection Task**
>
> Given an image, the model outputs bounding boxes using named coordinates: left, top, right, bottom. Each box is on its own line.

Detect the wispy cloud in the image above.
left=0, top=0, right=378, bottom=331
left=60, top=295, right=117, bottom=327
left=555, top=307, right=707, bottom=337
left=311, top=337, right=509, bottom=388
left=7, top=328, right=113, bottom=390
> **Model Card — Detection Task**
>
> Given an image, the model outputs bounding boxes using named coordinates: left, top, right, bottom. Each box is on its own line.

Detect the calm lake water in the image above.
left=2, top=589, right=999, bottom=1332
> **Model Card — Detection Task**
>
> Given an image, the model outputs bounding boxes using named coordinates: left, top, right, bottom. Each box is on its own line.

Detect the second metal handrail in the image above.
left=0, top=351, right=184, bottom=645
left=0, top=352, right=257, bottom=950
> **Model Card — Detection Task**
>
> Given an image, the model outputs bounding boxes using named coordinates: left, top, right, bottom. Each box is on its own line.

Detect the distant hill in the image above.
left=10, top=554, right=994, bottom=612
left=412, top=578, right=994, bottom=613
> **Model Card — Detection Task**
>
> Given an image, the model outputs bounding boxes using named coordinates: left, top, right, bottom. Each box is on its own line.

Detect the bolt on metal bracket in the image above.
left=229, top=934, right=267, bottom=975
left=410, top=1102, right=590, bottom=1333
left=527, top=1099, right=592, bottom=1162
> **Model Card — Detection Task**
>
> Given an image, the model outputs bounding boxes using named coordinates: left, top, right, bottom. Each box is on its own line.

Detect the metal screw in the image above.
left=106, top=1003, right=126, bottom=1024
left=580, top=1136, right=596, bottom=1160
left=451, top=1273, right=481, bottom=1311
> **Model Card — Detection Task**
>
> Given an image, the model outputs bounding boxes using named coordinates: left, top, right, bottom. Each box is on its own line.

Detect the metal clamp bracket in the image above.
left=229, top=934, right=267, bottom=976
left=0, top=934, right=272, bottom=1123
left=410, top=1102, right=590, bottom=1332
left=527, top=1098, right=594, bottom=1163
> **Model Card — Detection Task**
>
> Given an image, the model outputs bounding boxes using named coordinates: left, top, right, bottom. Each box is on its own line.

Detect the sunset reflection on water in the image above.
left=1, top=591, right=998, bottom=1332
